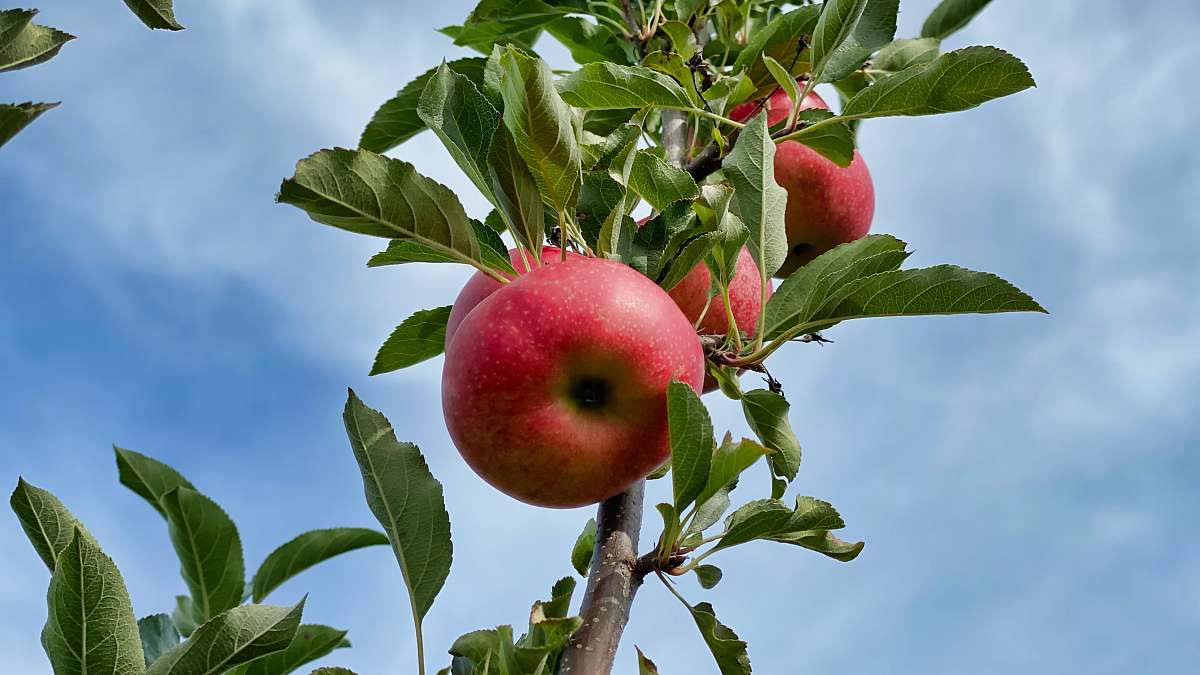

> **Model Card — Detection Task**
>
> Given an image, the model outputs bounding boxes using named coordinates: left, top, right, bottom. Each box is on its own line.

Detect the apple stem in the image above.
left=558, top=481, right=647, bottom=675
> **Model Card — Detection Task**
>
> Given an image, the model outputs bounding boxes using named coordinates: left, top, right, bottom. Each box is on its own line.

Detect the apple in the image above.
left=445, top=246, right=583, bottom=345
left=667, top=247, right=771, bottom=337
left=441, top=256, right=705, bottom=508
left=729, top=87, right=875, bottom=278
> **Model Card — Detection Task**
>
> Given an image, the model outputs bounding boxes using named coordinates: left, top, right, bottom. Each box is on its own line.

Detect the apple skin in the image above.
left=730, top=88, right=875, bottom=278
left=445, top=246, right=583, bottom=345
left=441, top=256, right=705, bottom=508
left=667, top=247, right=772, bottom=337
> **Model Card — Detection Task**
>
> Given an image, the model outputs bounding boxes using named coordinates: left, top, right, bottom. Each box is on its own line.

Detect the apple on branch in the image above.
left=441, top=255, right=705, bottom=508
left=730, top=87, right=876, bottom=278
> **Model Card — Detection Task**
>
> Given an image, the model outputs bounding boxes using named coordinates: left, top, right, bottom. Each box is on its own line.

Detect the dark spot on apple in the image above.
left=570, top=376, right=611, bottom=412
left=791, top=243, right=812, bottom=257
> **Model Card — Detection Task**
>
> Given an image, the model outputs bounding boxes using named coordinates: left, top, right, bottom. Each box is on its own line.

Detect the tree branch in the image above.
left=558, top=482, right=646, bottom=675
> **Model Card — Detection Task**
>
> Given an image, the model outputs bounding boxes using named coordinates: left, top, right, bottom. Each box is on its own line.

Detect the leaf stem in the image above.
left=720, top=282, right=743, bottom=351
left=689, top=107, right=745, bottom=129
left=773, top=112, right=847, bottom=143
left=656, top=569, right=692, bottom=609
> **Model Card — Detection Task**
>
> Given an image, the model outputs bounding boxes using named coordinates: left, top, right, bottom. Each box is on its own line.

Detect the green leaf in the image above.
left=872, top=37, right=941, bottom=72
left=656, top=503, right=682, bottom=558
left=162, top=487, right=246, bottom=625
left=570, top=518, right=596, bottom=577
left=674, top=0, right=707, bottom=22
left=447, top=0, right=568, bottom=53
left=368, top=220, right=515, bottom=275
left=689, top=602, right=750, bottom=675
left=343, top=390, right=452, bottom=622
left=542, top=576, right=576, bottom=619
left=644, top=199, right=703, bottom=282
left=768, top=530, right=865, bottom=562
left=921, top=0, right=994, bottom=40
left=578, top=171, right=626, bottom=244
left=0, top=9, right=37, bottom=51
left=140, top=614, right=182, bottom=667
left=173, top=596, right=200, bottom=638
left=251, top=528, right=389, bottom=603
left=658, top=228, right=719, bottom=292
left=792, top=108, right=855, bottom=167
left=809, top=0, right=868, bottom=83
left=42, top=529, right=146, bottom=675
left=497, top=47, right=582, bottom=216
left=278, top=148, right=486, bottom=266
left=628, top=150, right=700, bottom=211
left=771, top=263, right=1047, bottom=340
left=419, top=62, right=502, bottom=205
left=694, top=564, right=723, bottom=589
left=582, top=107, right=638, bottom=136
left=711, top=495, right=863, bottom=562
left=660, top=21, right=698, bottom=59
left=839, top=46, right=1035, bottom=120
left=822, top=0, right=899, bottom=83
left=369, top=306, right=453, bottom=376
left=723, top=112, right=788, bottom=280
left=581, top=122, right=642, bottom=171
left=9, top=478, right=94, bottom=572
left=695, top=436, right=771, bottom=507
left=516, top=585, right=582, bottom=670
left=761, top=55, right=802, bottom=112
left=636, top=646, right=660, bottom=674
left=688, top=485, right=733, bottom=535
left=733, top=6, right=821, bottom=96
left=546, top=16, right=635, bottom=65
left=642, top=51, right=703, bottom=108
left=558, top=62, right=694, bottom=111
left=359, top=58, right=487, bottom=153
left=696, top=184, right=748, bottom=288
left=122, top=0, right=184, bottom=30
left=114, top=446, right=196, bottom=518
left=764, top=496, right=864, bottom=562
left=448, top=629, right=502, bottom=665
left=713, top=498, right=794, bottom=551
left=668, top=380, right=713, bottom=512
left=226, top=624, right=350, bottom=675
left=0, top=17, right=74, bottom=72
left=146, top=601, right=305, bottom=675
left=740, top=390, right=802, bottom=485
left=0, top=101, right=59, bottom=148
left=310, top=669, right=357, bottom=675
left=591, top=118, right=643, bottom=259
left=488, top=124, right=547, bottom=255
left=764, top=234, right=911, bottom=339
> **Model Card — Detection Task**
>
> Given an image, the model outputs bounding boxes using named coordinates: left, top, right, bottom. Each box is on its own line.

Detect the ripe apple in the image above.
left=445, top=246, right=582, bottom=345
left=667, top=247, right=771, bottom=337
left=441, top=257, right=705, bottom=508
left=729, top=87, right=875, bottom=278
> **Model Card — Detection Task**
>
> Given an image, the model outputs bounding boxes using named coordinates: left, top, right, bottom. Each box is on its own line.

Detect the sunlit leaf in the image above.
left=43, top=529, right=145, bottom=675
left=370, top=307, right=453, bottom=376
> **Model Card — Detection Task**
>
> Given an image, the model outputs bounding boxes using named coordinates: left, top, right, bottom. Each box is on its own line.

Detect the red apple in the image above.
left=445, top=246, right=582, bottom=345
left=730, top=87, right=875, bottom=278
left=441, top=257, right=705, bottom=508
left=667, top=247, right=771, bottom=337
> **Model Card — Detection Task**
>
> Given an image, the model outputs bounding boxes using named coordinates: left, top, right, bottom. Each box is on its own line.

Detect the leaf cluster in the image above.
left=9, top=441, right=396, bottom=674
left=0, top=8, right=72, bottom=149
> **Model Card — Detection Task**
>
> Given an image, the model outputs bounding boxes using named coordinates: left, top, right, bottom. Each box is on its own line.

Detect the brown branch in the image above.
left=558, top=482, right=646, bottom=675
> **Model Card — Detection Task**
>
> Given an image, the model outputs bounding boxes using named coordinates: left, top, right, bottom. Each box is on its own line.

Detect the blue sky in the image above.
left=1, top=1, right=1197, bottom=673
